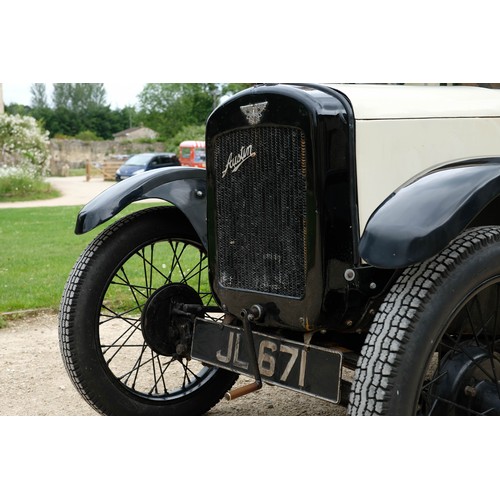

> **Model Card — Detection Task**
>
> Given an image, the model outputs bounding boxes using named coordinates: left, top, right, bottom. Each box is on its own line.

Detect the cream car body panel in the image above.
left=328, top=84, right=500, bottom=232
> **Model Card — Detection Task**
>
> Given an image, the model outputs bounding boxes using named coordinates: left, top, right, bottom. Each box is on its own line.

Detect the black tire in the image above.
left=349, top=227, right=500, bottom=416
left=59, top=206, right=238, bottom=415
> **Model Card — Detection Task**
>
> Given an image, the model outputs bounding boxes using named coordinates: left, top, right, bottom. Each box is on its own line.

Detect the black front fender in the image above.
left=76, top=167, right=208, bottom=248
left=359, top=158, right=500, bottom=268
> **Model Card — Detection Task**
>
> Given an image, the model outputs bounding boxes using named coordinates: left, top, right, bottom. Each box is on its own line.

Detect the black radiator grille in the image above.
left=213, top=126, right=307, bottom=298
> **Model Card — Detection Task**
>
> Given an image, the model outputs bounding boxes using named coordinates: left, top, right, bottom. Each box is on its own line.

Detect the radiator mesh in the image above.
left=213, top=126, right=307, bottom=298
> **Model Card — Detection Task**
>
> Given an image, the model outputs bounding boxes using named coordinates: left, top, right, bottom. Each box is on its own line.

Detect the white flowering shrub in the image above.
left=0, top=114, right=50, bottom=178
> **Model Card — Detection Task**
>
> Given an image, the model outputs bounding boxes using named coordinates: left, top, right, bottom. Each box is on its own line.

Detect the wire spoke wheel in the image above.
left=59, top=207, right=237, bottom=415
left=99, top=237, right=214, bottom=400
left=419, top=280, right=500, bottom=415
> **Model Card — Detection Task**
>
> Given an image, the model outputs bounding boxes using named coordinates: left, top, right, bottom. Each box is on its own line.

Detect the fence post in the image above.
left=86, top=161, right=91, bottom=182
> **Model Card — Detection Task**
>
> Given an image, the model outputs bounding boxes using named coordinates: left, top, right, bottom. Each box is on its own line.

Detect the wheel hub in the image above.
left=141, top=284, right=202, bottom=357
left=426, top=346, right=500, bottom=415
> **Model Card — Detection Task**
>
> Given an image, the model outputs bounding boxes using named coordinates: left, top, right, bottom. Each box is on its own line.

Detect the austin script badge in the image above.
left=222, top=145, right=256, bottom=178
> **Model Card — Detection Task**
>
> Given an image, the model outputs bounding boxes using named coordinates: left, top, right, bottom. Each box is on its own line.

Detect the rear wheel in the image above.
left=349, top=227, right=500, bottom=415
left=59, top=206, right=238, bottom=415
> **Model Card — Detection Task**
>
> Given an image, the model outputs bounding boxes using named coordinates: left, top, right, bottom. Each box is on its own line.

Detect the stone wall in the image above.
left=49, top=139, right=167, bottom=175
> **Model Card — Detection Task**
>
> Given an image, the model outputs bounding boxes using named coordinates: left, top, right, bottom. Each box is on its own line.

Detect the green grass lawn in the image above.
left=0, top=203, right=157, bottom=313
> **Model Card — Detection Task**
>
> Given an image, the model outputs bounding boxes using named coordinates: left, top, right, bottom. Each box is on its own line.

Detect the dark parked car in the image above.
left=115, top=152, right=181, bottom=181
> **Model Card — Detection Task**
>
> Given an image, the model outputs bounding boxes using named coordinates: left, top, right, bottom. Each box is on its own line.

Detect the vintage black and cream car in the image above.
left=60, top=84, right=500, bottom=416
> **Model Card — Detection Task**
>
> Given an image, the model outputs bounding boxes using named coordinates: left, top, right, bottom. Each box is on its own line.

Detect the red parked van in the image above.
left=179, top=140, right=205, bottom=168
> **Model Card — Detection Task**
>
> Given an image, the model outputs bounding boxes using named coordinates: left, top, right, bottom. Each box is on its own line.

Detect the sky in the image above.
left=2, top=83, right=147, bottom=109
left=2, top=4, right=499, bottom=104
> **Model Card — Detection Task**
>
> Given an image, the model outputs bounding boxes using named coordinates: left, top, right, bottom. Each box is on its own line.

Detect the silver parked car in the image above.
left=115, top=152, right=181, bottom=181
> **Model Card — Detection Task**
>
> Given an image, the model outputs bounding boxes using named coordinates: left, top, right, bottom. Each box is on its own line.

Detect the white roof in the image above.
left=179, top=140, right=205, bottom=147
left=327, top=84, right=500, bottom=120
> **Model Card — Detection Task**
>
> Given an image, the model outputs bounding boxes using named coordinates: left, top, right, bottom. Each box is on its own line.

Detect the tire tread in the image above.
left=348, top=226, right=500, bottom=415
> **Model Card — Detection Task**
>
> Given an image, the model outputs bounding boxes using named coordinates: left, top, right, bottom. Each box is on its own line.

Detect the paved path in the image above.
left=0, top=176, right=113, bottom=209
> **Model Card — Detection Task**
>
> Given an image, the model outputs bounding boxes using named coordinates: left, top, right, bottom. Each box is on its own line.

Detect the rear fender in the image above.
left=359, top=158, right=500, bottom=268
left=76, top=167, right=208, bottom=248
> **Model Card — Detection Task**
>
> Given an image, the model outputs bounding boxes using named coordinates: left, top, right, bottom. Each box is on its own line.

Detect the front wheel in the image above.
left=59, top=206, right=238, bottom=415
left=349, top=227, right=500, bottom=416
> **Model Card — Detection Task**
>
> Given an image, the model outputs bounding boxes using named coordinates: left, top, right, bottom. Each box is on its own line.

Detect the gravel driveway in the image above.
left=0, top=176, right=346, bottom=416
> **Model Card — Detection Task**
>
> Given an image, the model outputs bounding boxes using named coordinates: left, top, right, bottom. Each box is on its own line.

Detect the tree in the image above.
left=5, top=83, right=251, bottom=142
left=52, top=83, right=108, bottom=110
left=31, top=84, right=126, bottom=139
left=45, top=107, right=81, bottom=137
left=137, top=83, right=251, bottom=138
left=5, top=103, right=31, bottom=116
left=72, top=83, right=107, bottom=111
left=30, top=83, right=49, bottom=109
left=52, top=83, right=73, bottom=109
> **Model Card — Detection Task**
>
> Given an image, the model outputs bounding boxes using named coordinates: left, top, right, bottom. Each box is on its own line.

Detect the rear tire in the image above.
left=59, top=206, right=238, bottom=415
left=349, top=227, right=500, bottom=416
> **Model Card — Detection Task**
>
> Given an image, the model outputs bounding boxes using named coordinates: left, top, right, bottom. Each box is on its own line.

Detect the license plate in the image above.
left=191, top=319, right=342, bottom=403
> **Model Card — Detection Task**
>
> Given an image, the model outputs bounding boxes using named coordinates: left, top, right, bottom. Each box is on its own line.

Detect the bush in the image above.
left=0, top=113, right=50, bottom=178
left=75, top=130, right=102, bottom=141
